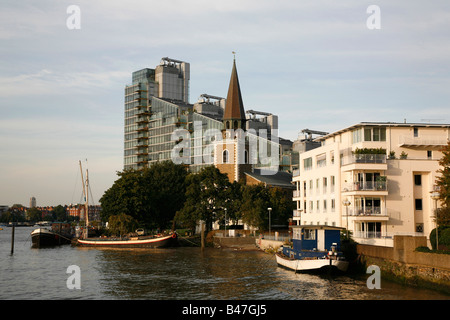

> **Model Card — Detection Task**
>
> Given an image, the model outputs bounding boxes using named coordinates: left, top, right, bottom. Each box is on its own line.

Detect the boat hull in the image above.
left=31, top=228, right=72, bottom=248
left=276, top=254, right=349, bottom=273
left=77, top=233, right=178, bottom=248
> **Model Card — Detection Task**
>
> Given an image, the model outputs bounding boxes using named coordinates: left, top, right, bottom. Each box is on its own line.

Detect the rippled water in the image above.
left=0, top=227, right=448, bottom=300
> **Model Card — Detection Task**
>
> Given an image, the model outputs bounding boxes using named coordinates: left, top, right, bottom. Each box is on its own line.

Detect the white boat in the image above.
left=276, top=253, right=349, bottom=273
left=276, top=225, right=349, bottom=273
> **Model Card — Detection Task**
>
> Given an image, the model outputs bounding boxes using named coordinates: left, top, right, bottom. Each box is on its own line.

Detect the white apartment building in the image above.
left=292, top=122, right=450, bottom=247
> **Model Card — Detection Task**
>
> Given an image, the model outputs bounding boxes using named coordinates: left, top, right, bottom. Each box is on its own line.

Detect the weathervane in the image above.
left=232, top=51, right=236, bottom=60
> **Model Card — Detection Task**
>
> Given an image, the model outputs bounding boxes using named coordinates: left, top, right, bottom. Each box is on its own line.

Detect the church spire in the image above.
left=223, top=56, right=246, bottom=130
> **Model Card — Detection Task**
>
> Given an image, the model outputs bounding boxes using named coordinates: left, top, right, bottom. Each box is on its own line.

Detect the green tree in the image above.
left=175, top=166, right=231, bottom=233
left=240, top=184, right=271, bottom=230
left=143, top=161, right=189, bottom=230
left=53, top=205, right=67, bottom=221
left=100, top=161, right=188, bottom=230
left=108, top=213, right=138, bottom=237
left=100, top=168, right=144, bottom=222
left=436, top=141, right=450, bottom=217
left=240, top=184, right=293, bottom=231
left=27, top=207, right=42, bottom=222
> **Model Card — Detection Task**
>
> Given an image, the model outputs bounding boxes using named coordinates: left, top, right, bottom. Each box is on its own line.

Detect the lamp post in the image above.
left=224, top=208, right=227, bottom=237
left=431, top=190, right=440, bottom=250
left=343, top=200, right=351, bottom=240
left=268, top=208, right=272, bottom=237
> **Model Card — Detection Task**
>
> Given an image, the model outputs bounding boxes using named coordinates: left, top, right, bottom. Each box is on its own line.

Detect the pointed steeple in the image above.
left=223, top=57, right=246, bottom=130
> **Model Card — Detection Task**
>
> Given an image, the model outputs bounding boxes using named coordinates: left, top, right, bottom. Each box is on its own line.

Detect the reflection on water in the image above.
left=0, top=227, right=449, bottom=300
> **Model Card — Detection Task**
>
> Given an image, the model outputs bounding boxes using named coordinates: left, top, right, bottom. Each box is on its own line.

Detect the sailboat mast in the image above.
left=79, top=160, right=89, bottom=239
left=85, top=168, right=89, bottom=238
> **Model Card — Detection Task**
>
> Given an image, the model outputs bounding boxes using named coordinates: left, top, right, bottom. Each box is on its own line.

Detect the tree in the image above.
left=27, top=207, right=42, bottom=222
left=240, top=184, right=271, bottom=230
left=175, top=166, right=231, bottom=233
left=53, top=205, right=67, bottom=221
left=99, top=161, right=188, bottom=230
left=436, top=141, right=450, bottom=213
left=240, top=184, right=294, bottom=231
left=143, top=161, right=189, bottom=230
left=108, top=213, right=138, bottom=237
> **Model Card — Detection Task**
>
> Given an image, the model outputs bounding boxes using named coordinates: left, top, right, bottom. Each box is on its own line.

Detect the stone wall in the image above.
left=357, top=235, right=450, bottom=294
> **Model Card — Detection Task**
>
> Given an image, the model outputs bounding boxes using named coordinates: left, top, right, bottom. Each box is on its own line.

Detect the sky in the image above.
left=1, top=0, right=450, bottom=207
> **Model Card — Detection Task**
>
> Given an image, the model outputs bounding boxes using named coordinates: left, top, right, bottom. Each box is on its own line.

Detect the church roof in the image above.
left=223, top=59, right=245, bottom=121
left=245, top=170, right=295, bottom=189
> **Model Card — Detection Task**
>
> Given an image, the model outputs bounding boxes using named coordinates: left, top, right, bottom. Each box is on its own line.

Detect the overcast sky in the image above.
left=1, top=0, right=450, bottom=206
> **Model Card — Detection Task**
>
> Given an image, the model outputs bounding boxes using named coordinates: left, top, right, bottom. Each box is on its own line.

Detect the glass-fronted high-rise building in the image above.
left=124, top=57, right=296, bottom=176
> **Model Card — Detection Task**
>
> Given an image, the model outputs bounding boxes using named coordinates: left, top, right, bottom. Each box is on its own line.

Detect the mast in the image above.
left=85, top=167, right=89, bottom=239
left=79, top=160, right=89, bottom=239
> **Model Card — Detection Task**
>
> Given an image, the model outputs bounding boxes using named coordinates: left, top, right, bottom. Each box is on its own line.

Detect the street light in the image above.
left=431, top=190, right=440, bottom=250
left=224, top=208, right=227, bottom=237
left=342, top=199, right=351, bottom=240
left=268, top=208, right=272, bottom=237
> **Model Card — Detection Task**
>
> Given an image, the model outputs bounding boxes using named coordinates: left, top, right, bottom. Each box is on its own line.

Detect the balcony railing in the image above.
left=354, top=231, right=424, bottom=239
left=293, top=190, right=301, bottom=198
left=293, top=210, right=301, bottom=217
left=342, top=181, right=387, bottom=192
left=344, top=206, right=388, bottom=216
left=342, top=154, right=386, bottom=165
left=399, top=135, right=448, bottom=147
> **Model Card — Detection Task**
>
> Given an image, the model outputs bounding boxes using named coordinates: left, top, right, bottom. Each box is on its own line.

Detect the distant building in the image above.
left=66, top=204, right=101, bottom=221
left=123, top=57, right=295, bottom=181
left=292, top=122, right=450, bottom=247
left=29, top=197, right=36, bottom=208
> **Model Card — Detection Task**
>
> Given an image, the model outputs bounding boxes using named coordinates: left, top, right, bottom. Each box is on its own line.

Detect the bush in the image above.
left=430, top=226, right=450, bottom=250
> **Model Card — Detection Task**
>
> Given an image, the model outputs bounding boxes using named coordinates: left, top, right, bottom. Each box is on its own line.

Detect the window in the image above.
left=323, top=200, right=327, bottom=211
left=352, top=128, right=362, bottom=144
left=304, top=229, right=315, bottom=240
left=414, top=174, right=422, bottom=186
left=363, top=127, right=386, bottom=141
left=316, top=154, right=326, bottom=167
left=331, top=199, right=335, bottom=211
left=414, top=127, right=419, bottom=137
left=304, top=157, right=312, bottom=170
left=415, top=199, right=423, bottom=211
left=222, top=150, right=229, bottom=163
left=416, top=223, right=424, bottom=233
left=427, top=150, right=432, bottom=159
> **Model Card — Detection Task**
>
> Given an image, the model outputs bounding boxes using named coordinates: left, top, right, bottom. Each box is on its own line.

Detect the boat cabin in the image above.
left=283, top=225, right=344, bottom=260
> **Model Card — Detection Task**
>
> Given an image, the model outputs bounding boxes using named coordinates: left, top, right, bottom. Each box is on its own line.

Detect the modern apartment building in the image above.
left=123, top=57, right=295, bottom=178
left=292, top=122, right=450, bottom=247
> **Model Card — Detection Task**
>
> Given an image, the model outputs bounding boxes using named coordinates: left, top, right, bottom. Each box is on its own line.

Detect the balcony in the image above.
left=341, top=154, right=387, bottom=171
left=293, top=190, right=301, bottom=198
left=343, top=206, right=389, bottom=221
left=342, top=180, right=388, bottom=195
left=399, top=135, right=448, bottom=149
left=293, top=210, right=302, bottom=217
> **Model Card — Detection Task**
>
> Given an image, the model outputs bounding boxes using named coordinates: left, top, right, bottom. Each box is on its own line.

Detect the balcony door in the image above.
left=359, top=222, right=382, bottom=238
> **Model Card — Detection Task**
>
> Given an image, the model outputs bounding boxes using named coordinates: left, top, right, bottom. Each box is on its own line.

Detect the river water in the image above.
left=0, top=226, right=448, bottom=301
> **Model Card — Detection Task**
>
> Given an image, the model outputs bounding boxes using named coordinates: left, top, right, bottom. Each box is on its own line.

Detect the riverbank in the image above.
left=357, top=235, right=450, bottom=295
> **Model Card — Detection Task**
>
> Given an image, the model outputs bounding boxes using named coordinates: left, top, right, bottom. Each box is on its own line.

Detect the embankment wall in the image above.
left=357, top=236, right=450, bottom=294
